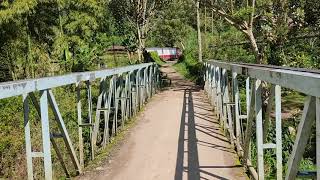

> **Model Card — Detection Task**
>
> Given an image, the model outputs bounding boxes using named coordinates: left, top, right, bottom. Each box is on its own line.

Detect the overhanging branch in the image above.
left=211, top=6, right=248, bottom=32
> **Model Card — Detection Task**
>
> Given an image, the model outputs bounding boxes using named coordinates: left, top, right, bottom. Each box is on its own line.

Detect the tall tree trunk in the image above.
left=204, top=7, right=207, bottom=33
left=136, top=0, right=148, bottom=63
left=211, top=0, right=214, bottom=35
left=141, top=0, right=148, bottom=62
left=127, top=51, right=131, bottom=61
left=57, top=2, right=69, bottom=72
left=245, top=29, right=263, bottom=64
left=230, top=0, right=234, bottom=14
left=7, top=51, right=17, bottom=81
left=197, top=0, right=203, bottom=62
left=25, top=17, right=33, bottom=78
left=137, top=23, right=143, bottom=62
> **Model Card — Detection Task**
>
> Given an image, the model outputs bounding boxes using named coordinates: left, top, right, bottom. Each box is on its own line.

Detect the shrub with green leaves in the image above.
left=149, top=52, right=165, bottom=66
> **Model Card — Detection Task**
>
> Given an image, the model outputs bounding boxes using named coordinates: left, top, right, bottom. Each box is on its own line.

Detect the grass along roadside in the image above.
left=77, top=103, right=153, bottom=178
left=81, top=112, right=141, bottom=172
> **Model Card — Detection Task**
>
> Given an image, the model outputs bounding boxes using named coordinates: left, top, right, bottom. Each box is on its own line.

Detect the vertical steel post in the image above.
left=255, top=79, right=264, bottom=180
left=113, top=76, right=119, bottom=136
left=218, top=67, right=222, bottom=121
left=143, top=67, right=147, bottom=103
left=222, top=69, right=227, bottom=132
left=86, top=81, right=94, bottom=160
left=123, top=72, right=130, bottom=121
left=120, top=74, right=124, bottom=122
left=103, top=76, right=114, bottom=146
left=212, top=65, right=216, bottom=109
left=128, top=72, right=133, bottom=118
left=223, top=72, right=235, bottom=147
left=242, top=80, right=255, bottom=162
left=152, top=65, right=156, bottom=95
left=275, top=85, right=283, bottom=180
left=263, top=85, right=275, bottom=142
left=76, top=82, right=84, bottom=168
left=206, top=64, right=210, bottom=93
left=147, top=66, right=151, bottom=96
left=206, top=64, right=210, bottom=99
left=208, top=65, right=212, bottom=98
left=92, top=77, right=106, bottom=146
left=40, top=90, right=53, bottom=180
left=205, top=63, right=209, bottom=84
left=23, top=93, right=33, bottom=180
left=246, top=77, right=250, bottom=119
left=142, top=68, right=146, bottom=105
left=139, top=68, right=143, bottom=108
left=245, top=77, right=250, bottom=145
left=209, top=64, right=212, bottom=90
left=233, top=72, right=241, bottom=153
left=219, top=68, right=223, bottom=121
left=120, top=75, right=125, bottom=128
left=216, top=67, right=222, bottom=121
left=140, top=69, right=144, bottom=104
left=148, top=66, right=152, bottom=98
left=132, top=71, right=136, bottom=115
left=138, top=69, right=142, bottom=108
left=135, top=70, right=140, bottom=112
left=127, top=72, right=131, bottom=118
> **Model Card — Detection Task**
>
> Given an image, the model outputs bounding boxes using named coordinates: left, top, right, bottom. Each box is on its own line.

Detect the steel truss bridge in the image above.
left=0, top=60, right=320, bottom=179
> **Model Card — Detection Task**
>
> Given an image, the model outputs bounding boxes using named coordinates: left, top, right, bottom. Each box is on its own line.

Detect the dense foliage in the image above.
left=200, top=0, right=320, bottom=68
left=0, top=0, right=138, bottom=82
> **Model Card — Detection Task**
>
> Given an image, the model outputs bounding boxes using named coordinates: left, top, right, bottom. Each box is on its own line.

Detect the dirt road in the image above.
left=79, top=63, right=247, bottom=180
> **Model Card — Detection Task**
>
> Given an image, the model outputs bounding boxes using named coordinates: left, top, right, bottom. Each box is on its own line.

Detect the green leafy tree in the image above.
left=148, top=0, right=193, bottom=47
left=109, top=0, right=170, bottom=61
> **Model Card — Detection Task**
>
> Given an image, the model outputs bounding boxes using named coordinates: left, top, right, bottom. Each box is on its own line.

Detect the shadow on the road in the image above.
left=175, top=89, right=200, bottom=180
left=197, top=141, right=236, bottom=154
left=193, top=105, right=213, bottom=111
left=174, top=89, right=233, bottom=180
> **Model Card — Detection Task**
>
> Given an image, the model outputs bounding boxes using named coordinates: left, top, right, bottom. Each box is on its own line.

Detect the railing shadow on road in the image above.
left=174, top=88, right=232, bottom=180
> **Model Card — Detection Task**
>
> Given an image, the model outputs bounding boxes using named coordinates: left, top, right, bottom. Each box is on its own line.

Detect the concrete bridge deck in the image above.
left=79, top=63, right=247, bottom=180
